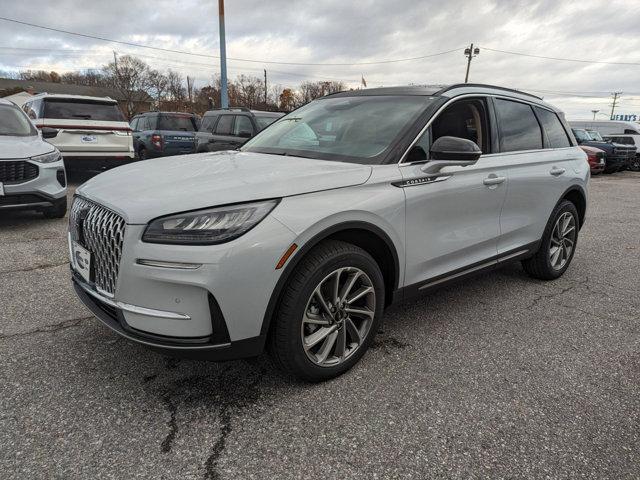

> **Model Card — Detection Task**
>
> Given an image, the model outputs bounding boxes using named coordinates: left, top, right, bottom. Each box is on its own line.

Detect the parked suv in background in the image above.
left=22, top=94, right=134, bottom=171
left=1, top=99, right=67, bottom=217
left=130, top=112, right=199, bottom=160
left=602, top=135, right=640, bottom=171
left=571, top=128, right=633, bottom=173
left=195, top=108, right=283, bottom=152
left=70, top=84, right=588, bottom=382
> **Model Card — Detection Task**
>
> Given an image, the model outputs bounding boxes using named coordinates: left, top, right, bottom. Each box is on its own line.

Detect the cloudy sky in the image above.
left=1, top=0, right=640, bottom=118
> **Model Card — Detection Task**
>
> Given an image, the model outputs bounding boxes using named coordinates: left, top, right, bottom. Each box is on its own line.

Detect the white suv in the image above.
left=0, top=99, right=67, bottom=217
left=69, top=84, right=589, bottom=381
left=22, top=94, right=134, bottom=171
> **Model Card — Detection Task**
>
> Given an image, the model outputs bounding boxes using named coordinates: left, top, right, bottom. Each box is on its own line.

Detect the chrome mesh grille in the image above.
left=69, top=196, right=126, bottom=295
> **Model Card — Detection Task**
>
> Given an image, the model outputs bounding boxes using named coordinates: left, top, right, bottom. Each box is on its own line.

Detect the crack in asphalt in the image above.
left=523, top=277, right=591, bottom=310
left=153, top=365, right=267, bottom=480
left=0, top=260, right=69, bottom=276
left=0, top=315, right=93, bottom=340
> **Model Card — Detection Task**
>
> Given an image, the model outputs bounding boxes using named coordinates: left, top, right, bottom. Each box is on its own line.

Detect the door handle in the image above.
left=550, top=167, right=566, bottom=176
left=483, top=175, right=506, bottom=186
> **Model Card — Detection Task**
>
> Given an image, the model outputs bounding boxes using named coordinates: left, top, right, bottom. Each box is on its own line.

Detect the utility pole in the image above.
left=464, top=43, right=480, bottom=83
left=609, top=92, right=622, bottom=120
left=218, top=0, right=229, bottom=109
left=591, top=109, right=599, bottom=120
left=186, top=76, right=193, bottom=104
left=113, top=51, right=118, bottom=74
left=264, top=69, right=267, bottom=106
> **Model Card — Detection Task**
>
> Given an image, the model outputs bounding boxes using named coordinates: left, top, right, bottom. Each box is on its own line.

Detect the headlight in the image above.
left=142, top=199, right=279, bottom=245
left=31, top=149, right=61, bottom=164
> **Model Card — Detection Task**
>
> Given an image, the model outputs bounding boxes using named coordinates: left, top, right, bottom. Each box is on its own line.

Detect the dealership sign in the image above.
left=612, top=114, right=638, bottom=122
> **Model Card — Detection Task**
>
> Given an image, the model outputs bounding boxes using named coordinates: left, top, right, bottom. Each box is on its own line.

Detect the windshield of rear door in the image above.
left=157, top=114, right=196, bottom=131
left=241, top=95, right=434, bottom=164
left=0, top=104, right=37, bottom=136
left=43, top=98, right=125, bottom=121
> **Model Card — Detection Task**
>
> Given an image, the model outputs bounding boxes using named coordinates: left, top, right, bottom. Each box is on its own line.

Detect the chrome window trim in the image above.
left=398, top=93, right=568, bottom=166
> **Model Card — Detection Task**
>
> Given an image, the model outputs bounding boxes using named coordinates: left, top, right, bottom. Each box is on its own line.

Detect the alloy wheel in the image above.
left=301, top=267, right=376, bottom=367
left=549, top=212, right=576, bottom=271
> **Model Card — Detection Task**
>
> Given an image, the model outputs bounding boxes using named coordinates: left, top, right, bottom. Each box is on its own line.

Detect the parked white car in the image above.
left=0, top=98, right=67, bottom=217
left=69, top=84, right=589, bottom=381
left=22, top=94, right=134, bottom=171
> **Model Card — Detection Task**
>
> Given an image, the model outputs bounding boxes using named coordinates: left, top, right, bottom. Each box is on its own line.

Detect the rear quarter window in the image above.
left=215, top=115, right=234, bottom=135
left=43, top=99, right=125, bottom=121
left=534, top=107, right=571, bottom=148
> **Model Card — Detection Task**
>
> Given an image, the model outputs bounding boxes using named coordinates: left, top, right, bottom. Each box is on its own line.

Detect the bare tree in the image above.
left=103, top=55, right=151, bottom=118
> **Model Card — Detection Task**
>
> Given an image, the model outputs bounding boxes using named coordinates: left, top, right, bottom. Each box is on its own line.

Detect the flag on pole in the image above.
left=361, top=75, right=367, bottom=88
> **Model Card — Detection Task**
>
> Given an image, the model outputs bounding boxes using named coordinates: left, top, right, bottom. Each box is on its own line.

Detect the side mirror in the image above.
left=41, top=127, right=59, bottom=139
left=422, top=136, right=481, bottom=174
left=238, top=131, right=252, bottom=138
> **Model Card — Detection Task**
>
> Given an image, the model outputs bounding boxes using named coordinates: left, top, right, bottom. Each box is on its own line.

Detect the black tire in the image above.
left=630, top=157, right=640, bottom=172
left=43, top=197, right=67, bottom=219
left=138, top=147, right=148, bottom=160
left=268, top=240, right=385, bottom=382
left=522, top=200, right=579, bottom=280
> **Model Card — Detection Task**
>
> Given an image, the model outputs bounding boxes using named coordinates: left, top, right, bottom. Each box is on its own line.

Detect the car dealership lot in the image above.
left=1, top=173, right=639, bottom=479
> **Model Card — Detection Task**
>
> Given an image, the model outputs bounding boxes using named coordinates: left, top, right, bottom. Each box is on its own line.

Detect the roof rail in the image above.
left=223, top=106, right=252, bottom=112
left=436, top=83, right=543, bottom=100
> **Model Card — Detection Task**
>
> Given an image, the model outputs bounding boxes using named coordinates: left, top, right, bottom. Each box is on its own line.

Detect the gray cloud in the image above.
left=1, top=0, right=640, bottom=117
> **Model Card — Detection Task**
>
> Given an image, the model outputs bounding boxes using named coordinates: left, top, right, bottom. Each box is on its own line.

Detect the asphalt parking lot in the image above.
left=1, top=172, right=639, bottom=479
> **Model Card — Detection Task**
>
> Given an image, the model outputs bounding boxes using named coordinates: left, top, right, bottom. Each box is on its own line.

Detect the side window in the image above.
left=138, top=117, right=149, bottom=131
left=200, top=115, right=219, bottom=132
left=534, top=107, right=571, bottom=148
left=404, top=98, right=490, bottom=163
left=495, top=99, right=542, bottom=152
left=215, top=115, right=233, bottom=135
left=233, top=115, right=254, bottom=136
left=130, top=118, right=139, bottom=131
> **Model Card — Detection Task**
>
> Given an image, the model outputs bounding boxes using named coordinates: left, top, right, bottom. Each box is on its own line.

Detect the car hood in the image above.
left=0, top=134, right=55, bottom=159
left=76, top=151, right=373, bottom=224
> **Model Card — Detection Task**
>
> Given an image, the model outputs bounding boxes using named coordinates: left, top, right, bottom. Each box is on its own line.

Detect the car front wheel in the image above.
left=269, top=240, right=385, bottom=382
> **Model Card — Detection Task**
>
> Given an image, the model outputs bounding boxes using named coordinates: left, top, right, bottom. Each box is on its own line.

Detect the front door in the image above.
left=401, top=97, right=508, bottom=288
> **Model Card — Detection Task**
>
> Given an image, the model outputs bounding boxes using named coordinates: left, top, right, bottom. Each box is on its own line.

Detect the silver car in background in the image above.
left=69, top=84, right=589, bottom=381
left=0, top=98, right=67, bottom=218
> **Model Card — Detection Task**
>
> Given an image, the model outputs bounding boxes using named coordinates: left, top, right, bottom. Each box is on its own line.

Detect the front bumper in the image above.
left=0, top=159, right=66, bottom=211
left=69, top=211, right=297, bottom=357
left=73, top=276, right=265, bottom=360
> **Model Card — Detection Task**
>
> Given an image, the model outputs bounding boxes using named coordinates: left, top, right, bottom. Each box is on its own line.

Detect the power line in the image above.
left=0, top=16, right=463, bottom=66
left=480, top=46, right=640, bottom=66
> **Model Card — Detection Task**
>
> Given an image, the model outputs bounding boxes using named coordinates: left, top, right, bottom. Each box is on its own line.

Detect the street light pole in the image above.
left=591, top=109, right=599, bottom=121
left=218, top=0, right=229, bottom=109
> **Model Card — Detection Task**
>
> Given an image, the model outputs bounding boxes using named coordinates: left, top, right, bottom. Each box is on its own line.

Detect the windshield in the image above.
left=254, top=115, right=282, bottom=131
left=587, top=131, right=603, bottom=141
left=241, top=96, right=433, bottom=164
left=158, top=114, right=196, bottom=131
left=573, top=129, right=591, bottom=142
left=43, top=99, right=125, bottom=121
left=0, top=104, right=37, bottom=136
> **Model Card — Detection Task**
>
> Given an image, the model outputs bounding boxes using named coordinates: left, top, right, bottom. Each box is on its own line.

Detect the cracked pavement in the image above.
left=0, top=172, right=639, bottom=479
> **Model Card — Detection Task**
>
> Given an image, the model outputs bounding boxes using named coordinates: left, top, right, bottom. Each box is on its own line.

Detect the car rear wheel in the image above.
left=138, top=147, right=148, bottom=160
left=522, top=200, right=579, bottom=280
left=269, top=240, right=384, bottom=382
left=629, top=157, right=640, bottom=172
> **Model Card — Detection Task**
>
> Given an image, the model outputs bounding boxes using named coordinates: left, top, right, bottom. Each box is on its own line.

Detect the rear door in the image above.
left=495, top=98, right=579, bottom=254
left=41, top=98, right=132, bottom=156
